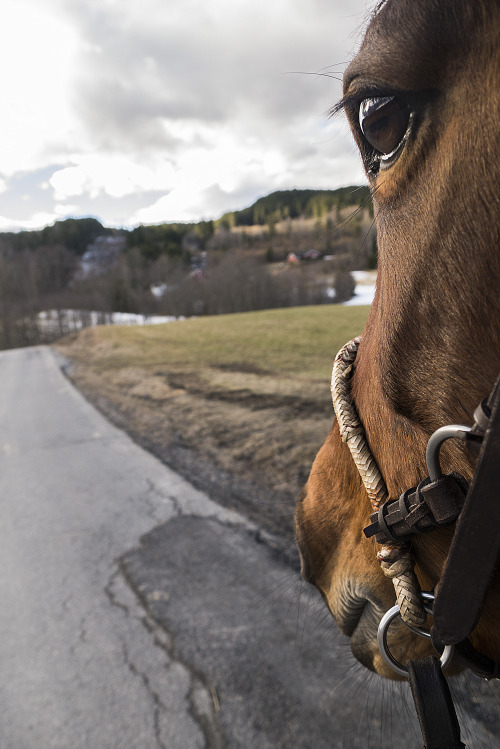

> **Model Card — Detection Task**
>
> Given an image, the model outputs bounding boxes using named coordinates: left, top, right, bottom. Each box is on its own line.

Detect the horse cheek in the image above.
left=295, top=429, right=384, bottom=598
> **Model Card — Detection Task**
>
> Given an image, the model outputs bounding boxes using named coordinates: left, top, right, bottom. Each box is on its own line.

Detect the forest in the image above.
left=0, top=186, right=375, bottom=349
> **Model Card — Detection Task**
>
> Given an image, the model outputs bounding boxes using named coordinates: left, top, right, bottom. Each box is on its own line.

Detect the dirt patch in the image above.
left=213, top=361, right=272, bottom=375
left=164, top=371, right=327, bottom=413
left=55, top=339, right=335, bottom=567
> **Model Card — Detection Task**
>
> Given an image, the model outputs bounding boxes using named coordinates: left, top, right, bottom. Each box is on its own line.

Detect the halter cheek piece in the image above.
left=331, top=337, right=500, bottom=749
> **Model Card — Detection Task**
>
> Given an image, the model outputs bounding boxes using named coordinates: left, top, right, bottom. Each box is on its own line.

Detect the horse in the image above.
left=295, top=0, right=500, bottom=682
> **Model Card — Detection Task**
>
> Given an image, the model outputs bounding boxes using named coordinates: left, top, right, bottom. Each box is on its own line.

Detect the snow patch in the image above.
left=343, top=270, right=377, bottom=306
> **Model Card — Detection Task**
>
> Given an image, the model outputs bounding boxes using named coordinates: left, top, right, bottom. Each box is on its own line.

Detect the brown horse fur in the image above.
left=295, top=0, right=500, bottom=679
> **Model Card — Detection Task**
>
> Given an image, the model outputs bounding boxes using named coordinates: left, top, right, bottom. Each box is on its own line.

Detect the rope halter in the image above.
left=331, top=337, right=426, bottom=627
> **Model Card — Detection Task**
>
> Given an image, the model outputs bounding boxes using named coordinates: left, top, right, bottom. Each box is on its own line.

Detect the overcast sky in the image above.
left=0, top=0, right=372, bottom=231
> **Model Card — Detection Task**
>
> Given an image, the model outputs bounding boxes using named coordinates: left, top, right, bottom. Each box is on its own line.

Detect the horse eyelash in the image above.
left=329, top=93, right=360, bottom=118
left=331, top=88, right=414, bottom=118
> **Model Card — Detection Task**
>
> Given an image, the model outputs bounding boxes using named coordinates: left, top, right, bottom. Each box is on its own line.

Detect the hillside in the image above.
left=0, top=217, right=115, bottom=256
left=0, top=186, right=375, bottom=350
left=216, top=186, right=371, bottom=228
left=0, top=186, right=371, bottom=259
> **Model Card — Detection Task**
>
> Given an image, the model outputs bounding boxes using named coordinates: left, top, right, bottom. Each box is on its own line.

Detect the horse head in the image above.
left=295, top=0, right=500, bottom=679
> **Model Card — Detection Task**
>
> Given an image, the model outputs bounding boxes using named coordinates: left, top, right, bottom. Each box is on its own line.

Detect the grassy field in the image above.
left=62, top=305, right=370, bottom=378
left=57, top=304, right=370, bottom=555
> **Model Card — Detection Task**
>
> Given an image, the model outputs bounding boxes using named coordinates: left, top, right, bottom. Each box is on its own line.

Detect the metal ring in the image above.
left=377, top=592, right=454, bottom=678
left=399, top=591, right=435, bottom=639
left=425, top=425, right=471, bottom=481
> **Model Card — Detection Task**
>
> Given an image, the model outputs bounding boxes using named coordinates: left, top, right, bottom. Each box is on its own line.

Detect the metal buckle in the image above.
left=425, top=424, right=471, bottom=481
left=377, top=592, right=454, bottom=678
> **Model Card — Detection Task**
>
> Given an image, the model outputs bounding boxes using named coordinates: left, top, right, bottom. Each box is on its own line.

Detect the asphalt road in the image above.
left=0, top=346, right=498, bottom=748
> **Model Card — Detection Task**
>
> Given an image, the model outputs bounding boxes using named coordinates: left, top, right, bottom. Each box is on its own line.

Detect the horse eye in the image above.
left=359, top=97, right=409, bottom=157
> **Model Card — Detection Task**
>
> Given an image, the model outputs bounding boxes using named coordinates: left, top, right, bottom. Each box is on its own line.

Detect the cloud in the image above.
left=49, top=155, right=176, bottom=201
left=0, top=164, right=167, bottom=230
left=68, top=0, right=362, bottom=147
left=0, top=0, right=81, bottom=175
left=0, top=0, right=370, bottom=230
left=134, top=117, right=366, bottom=224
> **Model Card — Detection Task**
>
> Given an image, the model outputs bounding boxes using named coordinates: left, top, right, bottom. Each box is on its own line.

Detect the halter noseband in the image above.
left=331, top=336, right=426, bottom=627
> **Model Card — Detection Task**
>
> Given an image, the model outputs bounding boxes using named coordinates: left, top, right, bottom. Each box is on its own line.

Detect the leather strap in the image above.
left=433, top=375, right=500, bottom=644
left=363, top=473, right=468, bottom=544
left=407, top=656, right=465, bottom=749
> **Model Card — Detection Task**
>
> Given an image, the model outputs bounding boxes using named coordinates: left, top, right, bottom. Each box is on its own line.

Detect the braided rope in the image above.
left=331, top=337, right=426, bottom=627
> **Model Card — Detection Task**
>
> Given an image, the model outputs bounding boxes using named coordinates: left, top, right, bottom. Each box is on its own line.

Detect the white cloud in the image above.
left=0, top=0, right=82, bottom=175
left=0, top=211, right=59, bottom=231
left=54, top=204, right=79, bottom=217
left=0, top=0, right=371, bottom=230
left=49, top=155, right=176, bottom=201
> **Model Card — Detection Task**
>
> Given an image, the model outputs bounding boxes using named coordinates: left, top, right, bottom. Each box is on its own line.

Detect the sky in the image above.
left=0, top=0, right=372, bottom=232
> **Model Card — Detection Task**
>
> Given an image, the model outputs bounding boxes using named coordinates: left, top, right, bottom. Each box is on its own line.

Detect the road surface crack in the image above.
left=121, top=642, right=168, bottom=749
left=106, top=564, right=221, bottom=749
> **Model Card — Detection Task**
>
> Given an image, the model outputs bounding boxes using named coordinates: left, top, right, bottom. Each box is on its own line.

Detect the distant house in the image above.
left=302, top=249, right=321, bottom=261
left=79, top=236, right=126, bottom=278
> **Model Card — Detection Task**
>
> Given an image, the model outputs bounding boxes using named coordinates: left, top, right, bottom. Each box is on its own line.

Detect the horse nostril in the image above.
left=298, top=549, right=314, bottom=584
left=295, top=526, right=316, bottom=584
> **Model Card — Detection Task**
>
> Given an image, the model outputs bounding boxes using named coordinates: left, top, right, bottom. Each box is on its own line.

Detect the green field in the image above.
left=78, top=304, right=370, bottom=380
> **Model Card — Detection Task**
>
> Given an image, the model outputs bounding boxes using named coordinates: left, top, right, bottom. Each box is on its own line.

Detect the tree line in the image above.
left=215, top=186, right=372, bottom=229
left=0, top=186, right=372, bottom=349
left=0, top=186, right=371, bottom=266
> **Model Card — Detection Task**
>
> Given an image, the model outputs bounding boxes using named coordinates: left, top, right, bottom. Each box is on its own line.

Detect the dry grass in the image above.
left=55, top=304, right=370, bottom=551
